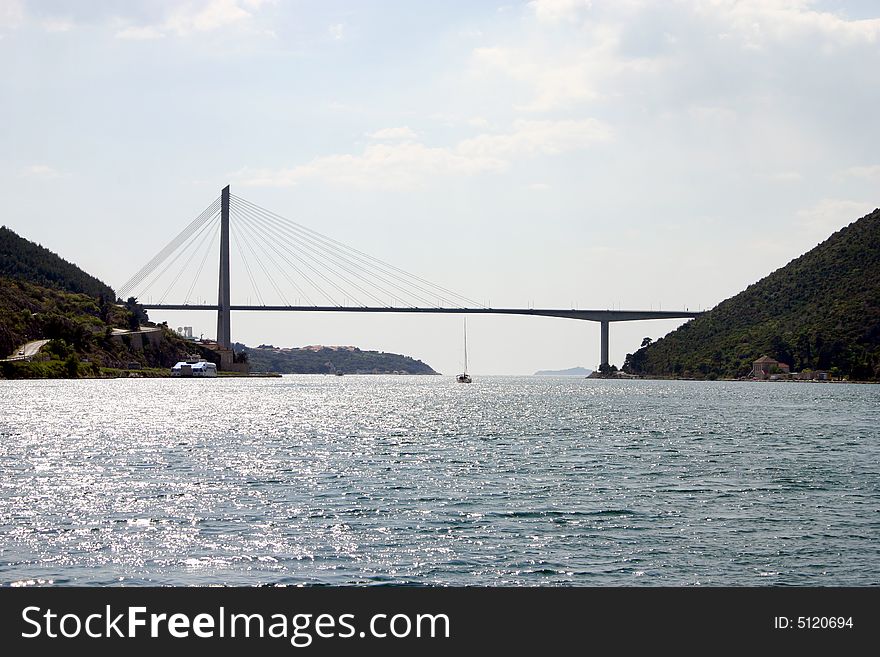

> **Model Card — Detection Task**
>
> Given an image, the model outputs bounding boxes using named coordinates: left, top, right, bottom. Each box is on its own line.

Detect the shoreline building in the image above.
left=751, top=356, right=791, bottom=379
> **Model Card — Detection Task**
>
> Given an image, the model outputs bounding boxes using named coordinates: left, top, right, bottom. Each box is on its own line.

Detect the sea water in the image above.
left=0, top=376, right=877, bottom=586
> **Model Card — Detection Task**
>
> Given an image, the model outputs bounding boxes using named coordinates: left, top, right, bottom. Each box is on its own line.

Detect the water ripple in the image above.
left=0, top=376, right=878, bottom=586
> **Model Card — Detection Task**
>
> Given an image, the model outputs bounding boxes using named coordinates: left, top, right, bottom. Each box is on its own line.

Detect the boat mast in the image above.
left=463, top=317, right=468, bottom=374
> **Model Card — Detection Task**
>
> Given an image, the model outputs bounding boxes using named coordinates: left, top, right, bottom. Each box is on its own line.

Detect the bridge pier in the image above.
left=600, top=319, right=609, bottom=369
left=216, top=185, right=231, bottom=349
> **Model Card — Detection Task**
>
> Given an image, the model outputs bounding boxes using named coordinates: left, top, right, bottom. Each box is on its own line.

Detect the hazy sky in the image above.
left=2, top=0, right=879, bottom=374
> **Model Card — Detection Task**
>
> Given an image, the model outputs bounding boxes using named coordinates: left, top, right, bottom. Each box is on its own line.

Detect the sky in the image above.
left=1, top=0, right=879, bottom=375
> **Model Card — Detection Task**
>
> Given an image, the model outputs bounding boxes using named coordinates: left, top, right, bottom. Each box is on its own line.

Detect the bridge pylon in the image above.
left=216, top=185, right=231, bottom=348
left=600, top=319, right=609, bottom=369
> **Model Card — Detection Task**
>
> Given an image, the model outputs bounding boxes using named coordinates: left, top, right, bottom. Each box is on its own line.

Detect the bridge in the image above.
left=122, top=186, right=701, bottom=369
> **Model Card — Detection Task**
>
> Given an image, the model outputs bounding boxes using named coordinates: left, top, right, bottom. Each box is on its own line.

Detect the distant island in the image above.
left=534, top=366, right=593, bottom=376
left=233, top=342, right=437, bottom=375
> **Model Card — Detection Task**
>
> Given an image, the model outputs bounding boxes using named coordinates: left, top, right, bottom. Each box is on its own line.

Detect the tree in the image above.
left=125, top=297, right=148, bottom=332
left=64, top=354, right=79, bottom=378
left=641, top=337, right=653, bottom=348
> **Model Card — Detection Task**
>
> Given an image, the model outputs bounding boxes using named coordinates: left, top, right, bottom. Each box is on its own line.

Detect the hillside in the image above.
left=0, top=226, right=115, bottom=299
left=0, top=276, right=195, bottom=377
left=234, top=343, right=437, bottom=375
left=0, top=227, right=197, bottom=377
left=624, top=207, right=880, bottom=380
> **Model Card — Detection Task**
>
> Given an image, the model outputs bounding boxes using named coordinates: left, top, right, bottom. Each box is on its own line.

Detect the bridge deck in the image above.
left=140, top=305, right=701, bottom=322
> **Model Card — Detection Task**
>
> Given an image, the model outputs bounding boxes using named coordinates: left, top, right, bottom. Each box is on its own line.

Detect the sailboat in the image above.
left=456, top=318, right=472, bottom=383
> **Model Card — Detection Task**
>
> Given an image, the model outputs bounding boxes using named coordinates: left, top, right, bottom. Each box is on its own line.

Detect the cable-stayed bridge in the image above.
left=119, top=186, right=701, bottom=368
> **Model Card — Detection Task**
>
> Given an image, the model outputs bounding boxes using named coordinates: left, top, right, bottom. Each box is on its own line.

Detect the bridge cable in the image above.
left=232, top=201, right=370, bottom=306
left=232, top=200, right=416, bottom=307
left=231, top=194, right=485, bottom=308
left=231, top=203, right=359, bottom=307
left=232, top=204, right=331, bottom=306
left=228, top=206, right=326, bottom=306
left=231, top=196, right=447, bottom=306
left=118, top=197, right=220, bottom=299
left=183, top=219, right=221, bottom=305
left=230, top=221, right=265, bottom=306
left=230, top=208, right=290, bottom=306
left=232, top=198, right=460, bottom=307
left=231, top=195, right=479, bottom=308
left=232, top=199, right=436, bottom=308
left=236, top=205, right=399, bottom=307
left=228, top=207, right=323, bottom=306
left=156, top=215, right=221, bottom=304
left=136, top=208, right=220, bottom=301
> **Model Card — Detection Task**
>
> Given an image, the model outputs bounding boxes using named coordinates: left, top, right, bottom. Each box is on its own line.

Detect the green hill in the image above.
left=234, top=343, right=437, bottom=375
left=624, top=207, right=880, bottom=380
left=0, top=276, right=195, bottom=377
left=0, top=227, right=197, bottom=377
left=0, top=225, right=115, bottom=300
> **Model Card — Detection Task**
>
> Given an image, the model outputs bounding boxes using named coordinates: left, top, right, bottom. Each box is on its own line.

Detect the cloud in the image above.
left=20, top=164, right=64, bottom=179
left=700, top=0, right=880, bottom=48
left=164, top=0, right=254, bottom=36
left=234, top=118, right=612, bottom=189
left=839, top=164, right=880, bottom=180
left=328, top=23, right=344, bottom=41
left=7, top=0, right=272, bottom=38
left=766, top=171, right=802, bottom=183
left=472, top=22, right=664, bottom=112
left=367, top=127, right=418, bottom=141
left=456, top=119, right=611, bottom=157
left=115, top=25, right=165, bottom=40
left=528, top=0, right=593, bottom=24
left=0, top=0, right=23, bottom=29
left=472, top=1, right=880, bottom=114
left=796, top=198, right=873, bottom=238
left=41, top=18, right=73, bottom=33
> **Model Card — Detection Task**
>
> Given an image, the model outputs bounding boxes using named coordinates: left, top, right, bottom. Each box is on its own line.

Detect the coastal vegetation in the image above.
left=235, top=343, right=437, bottom=375
left=0, top=275, right=196, bottom=378
left=0, top=227, right=196, bottom=378
left=1, top=225, right=114, bottom=299
left=624, top=208, right=880, bottom=380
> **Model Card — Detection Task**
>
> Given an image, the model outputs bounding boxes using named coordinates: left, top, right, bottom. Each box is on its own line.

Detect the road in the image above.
left=3, top=339, right=50, bottom=361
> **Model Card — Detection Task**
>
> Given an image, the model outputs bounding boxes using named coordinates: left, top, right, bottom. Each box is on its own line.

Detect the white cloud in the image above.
left=527, top=182, right=551, bottom=191
left=529, top=0, right=593, bottom=24
left=367, top=127, right=418, bottom=141
left=115, top=25, right=165, bottom=41
left=472, top=22, right=664, bottom=111
left=458, top=27, right=484, bottom=38
left=839, top=164, right=880, bottom=180
left=766, top=171, right=802, bottom=182
left=0, top=0, right=23, bottom=29
left=328, top=23, right=344, bottom=41
left=20, top=164, right=63, bottom=179
left=457, top=119, right=611, bottom=157
left=687, top=105, right=738, bottom=123
left=165, top=0, right=253, bottom=35
left=110, top=0, right=272, bottom=40
left=699, top=0, right=880, bottom=48
left=234, top=118, right=611, bottom=189
left=473, top=1, right=880, bottom=114
left=42, top=18, right=73, bottom=33
left=796, top=198, right=873, bottom=238
left=2, top=0, right=271, bottom=37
